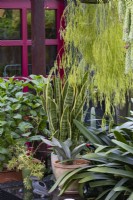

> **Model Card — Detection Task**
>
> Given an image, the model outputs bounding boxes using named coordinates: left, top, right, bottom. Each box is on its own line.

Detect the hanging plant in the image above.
left=60, top=0, right=133, bottom=117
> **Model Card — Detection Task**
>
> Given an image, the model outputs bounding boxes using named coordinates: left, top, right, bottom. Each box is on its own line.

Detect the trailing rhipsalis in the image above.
left=60, top=0, right=133, bottom=116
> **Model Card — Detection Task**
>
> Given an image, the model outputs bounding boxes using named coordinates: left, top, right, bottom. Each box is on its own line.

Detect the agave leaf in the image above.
left=59, top=141, right=71, bottom=159
left=71, top=143, right=86, bottom=159
left=88, top=167, right=133, bottom=178
left=52, top=137, right=62, bottom=148
left=105, top=178, right=128, bottom=200
left=112, top=139, right=133, bottom=154
left=54, top=147, right=68, bottom=161
left=64, top=138, right=72, bottom=148
left=74, top=119, right=103, bottom=144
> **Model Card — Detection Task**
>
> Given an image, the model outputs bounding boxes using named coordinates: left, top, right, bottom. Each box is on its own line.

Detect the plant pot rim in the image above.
left=54, top=159, right=89, bottom=169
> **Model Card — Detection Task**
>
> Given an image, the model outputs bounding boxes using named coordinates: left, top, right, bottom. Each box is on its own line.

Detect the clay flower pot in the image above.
left=53, top=159, right=89, bottom=194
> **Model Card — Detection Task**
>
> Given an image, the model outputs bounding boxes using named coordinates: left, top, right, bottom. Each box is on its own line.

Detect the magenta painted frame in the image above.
left=0, top=0, right=65, bottom=77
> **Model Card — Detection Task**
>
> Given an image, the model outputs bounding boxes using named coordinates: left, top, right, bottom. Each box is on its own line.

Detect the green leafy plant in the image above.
left=41, top=136, right=86, bottom=164
left=7, top=145, right=46, bottom=190
left=0, top=76, right=47, bottom=170
left=56, top=118, right=133, bottom=199
left=60, top=0, right=133, bottom=117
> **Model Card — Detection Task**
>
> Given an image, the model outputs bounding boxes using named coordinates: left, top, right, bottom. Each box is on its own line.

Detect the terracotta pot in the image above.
left=54, top=159, right=89, bottom=194
left=0, top=170, right=22, bottom=183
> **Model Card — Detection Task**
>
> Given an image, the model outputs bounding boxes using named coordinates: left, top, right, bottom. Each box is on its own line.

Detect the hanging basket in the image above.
left=80, top=0, right=109, bottom=4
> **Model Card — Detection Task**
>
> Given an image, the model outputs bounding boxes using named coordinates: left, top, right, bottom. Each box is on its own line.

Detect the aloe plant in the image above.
left=42, top=67, right=88, bottom=146
left=41, top=136, right=86, bottom=164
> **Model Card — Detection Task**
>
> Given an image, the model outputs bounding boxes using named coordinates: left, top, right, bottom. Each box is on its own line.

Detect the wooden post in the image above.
left=30, top=0, right=46, bottom=75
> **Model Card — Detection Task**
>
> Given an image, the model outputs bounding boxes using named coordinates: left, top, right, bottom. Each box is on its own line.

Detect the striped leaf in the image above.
left=60, top=106, right=69, bottom=141
left=64, top=85, right=74, bottom=108
left=49, top=99, right=58, bottom=131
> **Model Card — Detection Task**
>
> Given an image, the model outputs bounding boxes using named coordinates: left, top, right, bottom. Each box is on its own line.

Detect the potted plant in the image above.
left=57, top=118, right=133, bottom=199
left=41, top=136, right=89, bottom=194
left=7, top=144, right=46, bottom=190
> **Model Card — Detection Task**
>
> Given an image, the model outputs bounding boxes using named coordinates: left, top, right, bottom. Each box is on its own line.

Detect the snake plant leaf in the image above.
left=74, top=119, right=103, bottom=144
left=49, top=99, right=58, bottom=131
left=64, top=85, right=74, bottom=108
left=127, top=192, right=133, bottom=200
left=60, top=106, right=69, bottom=141
left=88, top=167, right=133, bottom=178
left=113, top=131, right=128, bottom=144
left=112, top=139, right=133, bottom=154
left=54, top=76, right=61, bottom=105
left=62, top=80, right=68, bottom=103
left=105, top=178, right=128, bottom=200
left=71, top=143, right=86, bottom=159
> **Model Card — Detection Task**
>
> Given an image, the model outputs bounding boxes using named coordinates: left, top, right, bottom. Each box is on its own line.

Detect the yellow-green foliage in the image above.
left=8, top=145, right=45, bottom=190
left=60, top=0, right=133, bottom=115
